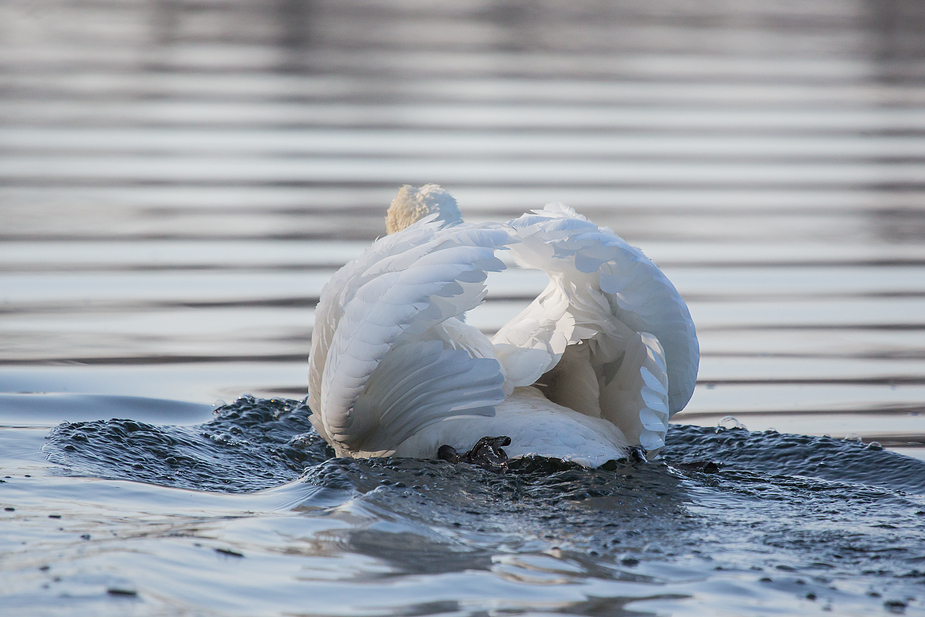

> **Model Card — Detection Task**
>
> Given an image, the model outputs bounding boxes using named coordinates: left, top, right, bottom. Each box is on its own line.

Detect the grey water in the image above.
left=3, top=395, right=923, bottom=616
left=3, top=1, right=925, bottom=615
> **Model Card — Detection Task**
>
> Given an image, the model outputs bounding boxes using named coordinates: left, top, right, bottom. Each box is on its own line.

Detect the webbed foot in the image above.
left=437, top=444, right=461, bottom=464
left=630, top=446, right=648, bottom=463
left=438, top=436, right=512, bottom=473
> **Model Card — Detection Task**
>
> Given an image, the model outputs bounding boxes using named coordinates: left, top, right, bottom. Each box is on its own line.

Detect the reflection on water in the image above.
left=1, top=1, right=925, bottom=615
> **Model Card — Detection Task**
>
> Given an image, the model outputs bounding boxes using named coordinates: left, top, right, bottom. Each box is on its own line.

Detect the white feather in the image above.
left=502, top=203, right=698, bottom=415
left=352, top=341, right=505, bottom=454
left=308, top=186, right=699, bottom=465
left=311, top=218, right=509, bottom=456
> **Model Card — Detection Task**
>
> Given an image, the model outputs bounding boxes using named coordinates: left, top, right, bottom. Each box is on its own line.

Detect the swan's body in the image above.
left=308, top=185, right=698, bottom=467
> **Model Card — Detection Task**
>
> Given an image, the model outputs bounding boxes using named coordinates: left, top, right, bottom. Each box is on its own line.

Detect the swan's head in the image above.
left=386, top=184, right=463, bottom=234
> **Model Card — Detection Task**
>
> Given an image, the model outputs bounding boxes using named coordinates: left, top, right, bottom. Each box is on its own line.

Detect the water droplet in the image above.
left=717, top=416, right=746, bottom=431
left=844, top=433, right=862, bottom=442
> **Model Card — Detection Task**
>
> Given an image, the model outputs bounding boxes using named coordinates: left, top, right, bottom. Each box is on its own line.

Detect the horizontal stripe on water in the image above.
left=3, top=266, right=925, bottom=304
left=0, top=241, right=370, bottom=272
left=0, top=363, right=309, bottom=402
left=3, top=240, right=925, bottom=272
left=5, top=185, right=925, bottom=212
left=4, top=128, right=925, bottom=161
left=680, top=382, right=925, bottom=416
left=5, top=156, right=925, bottom=187
left=697, top=356, right=925, bottom=385
left=675, top=409, right=925, bottom=444
left=6, top=75, right=925, bottom=107
left=2, top=42, right=909, bottom=79
left=0, top=307, right=309, bottom=363
left=702, top=329, right=925, bottom=360
left=6, top=101, right=925, bottom=131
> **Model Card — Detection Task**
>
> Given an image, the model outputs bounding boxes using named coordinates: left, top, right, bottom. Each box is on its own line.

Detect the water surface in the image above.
left=2, top=1, right=925, bottom=615
left=2, top=395, right=923, bottom=616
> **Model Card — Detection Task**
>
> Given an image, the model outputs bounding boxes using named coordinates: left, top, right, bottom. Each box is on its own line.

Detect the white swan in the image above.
left=308, top=184, right=699, bottom=468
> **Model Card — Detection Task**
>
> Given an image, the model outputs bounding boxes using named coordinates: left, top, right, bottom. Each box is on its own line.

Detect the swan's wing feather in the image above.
left=310, top=216, right=496, bottom=414
left=600, top=260, right=698, bottom=413
left=308, top=217, right=441, bottom=417
left=498, top=202, right=698, bottom=415
left=352, top=341, right=505, bottom=453
left=312, top=221, right=510, bottom=453
left=600, top=332, right=671, bottom=452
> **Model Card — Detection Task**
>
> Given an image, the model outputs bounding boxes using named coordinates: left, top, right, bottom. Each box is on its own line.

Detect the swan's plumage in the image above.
left=308, top=220, right=510, bottom=455
left=308, top=187, right=699, bottom=466
left=496, top=202, right=697, bottom=450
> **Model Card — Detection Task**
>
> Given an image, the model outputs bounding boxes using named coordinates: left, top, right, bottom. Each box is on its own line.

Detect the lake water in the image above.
left=2, top=1, right=925, bottom=615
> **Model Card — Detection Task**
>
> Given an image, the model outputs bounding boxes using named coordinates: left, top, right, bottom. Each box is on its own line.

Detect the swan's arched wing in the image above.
left=308, top=220, right=440, bottom=421
left=309, top=220, right=510, bottom=455
left=495, top=203, right=698, bottom=449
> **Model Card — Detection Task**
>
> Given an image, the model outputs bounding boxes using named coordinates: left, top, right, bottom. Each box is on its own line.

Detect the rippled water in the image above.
left=0, top=395, right=921, bottom=616
left=3, top=0, right=925, bottom=615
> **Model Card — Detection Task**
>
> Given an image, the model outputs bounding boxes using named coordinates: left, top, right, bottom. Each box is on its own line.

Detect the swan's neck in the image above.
left=386, top=184, right=462, bottom=233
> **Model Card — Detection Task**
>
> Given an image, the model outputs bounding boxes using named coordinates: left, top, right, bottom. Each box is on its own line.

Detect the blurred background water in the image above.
left=2, top=1, right=925, bottom=615
left=3, top=0, right=925, bottom=452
